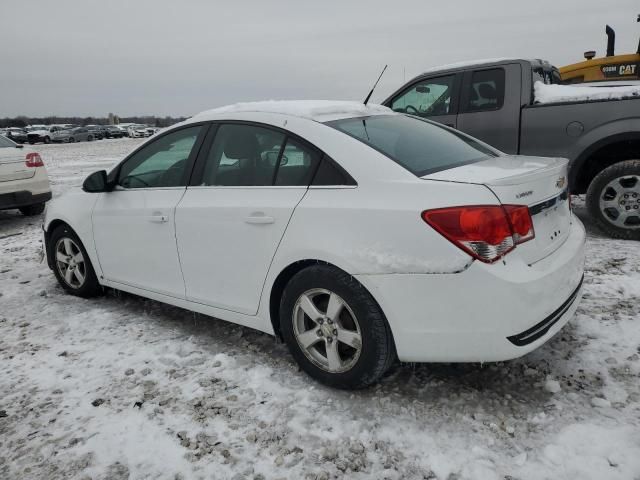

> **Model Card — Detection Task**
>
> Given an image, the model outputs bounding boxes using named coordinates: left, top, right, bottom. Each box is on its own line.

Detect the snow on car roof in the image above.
left=534, top=81, right=640, bottom=104
left=191, top=100, right=394, bottom=122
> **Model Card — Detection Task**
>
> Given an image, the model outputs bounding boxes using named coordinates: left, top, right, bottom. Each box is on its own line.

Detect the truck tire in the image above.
left=586, top=160, right=640, bottom=240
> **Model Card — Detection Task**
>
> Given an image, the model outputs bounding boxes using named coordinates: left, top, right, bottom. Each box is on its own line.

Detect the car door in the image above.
left=92, top=124, right=207, bottom=297
left=385, top=73, right=461, bottom=128
left=455, top=64, right=522, bottom=154
left=175, top=122, right=321, bottom=315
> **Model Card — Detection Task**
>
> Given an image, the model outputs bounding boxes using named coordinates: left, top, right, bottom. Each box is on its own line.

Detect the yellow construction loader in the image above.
left=560, top=14, right=639, bottom=84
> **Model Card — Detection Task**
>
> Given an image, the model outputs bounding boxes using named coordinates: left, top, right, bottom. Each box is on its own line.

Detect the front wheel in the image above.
left=586, top=160, right=640, bottom=240
left=280, top=265, right=395, bottom=389
left=49, top=225, right=102, bottom=297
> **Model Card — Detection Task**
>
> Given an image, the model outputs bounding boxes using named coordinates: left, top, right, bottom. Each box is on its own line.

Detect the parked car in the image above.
left=51, top=127, right=94, bottom=143
left=43, top=101, right=585, bottom=389
left=3, top=127, right=27, bottom=144
left=86, top=125, right=107, bottom=140
left=26, top=125, right=70, bottom=144
left=104, top=126, right=125, bottom=138
left=0, top=135, right=51, bottom=215
left=127, top=125, right=149, bottom=138
left=382, top=58, right=640, bottom=239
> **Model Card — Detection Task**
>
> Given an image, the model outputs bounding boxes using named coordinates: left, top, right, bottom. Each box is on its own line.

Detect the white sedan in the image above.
left=43, top=101, right=585, bottom=389
left=0, top=135, right=51, bottom=215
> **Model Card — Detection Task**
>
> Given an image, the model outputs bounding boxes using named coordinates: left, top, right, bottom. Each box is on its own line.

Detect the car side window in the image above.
left=201, top=124, right=286, bottom=186
left=311, top=156, right=356, bottom=186
left=118, top=126, right=202, bottom=189
left=274, top=138, right=321, bottom=186
left=464, top=68, right=505, bottom=112
left=391, top=75, right=455, bottom=117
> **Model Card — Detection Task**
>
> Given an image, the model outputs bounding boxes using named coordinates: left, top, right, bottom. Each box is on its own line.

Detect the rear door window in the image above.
left=464, top=68, right=505, bottom=112
left=274, top=138, right=321, bottom=186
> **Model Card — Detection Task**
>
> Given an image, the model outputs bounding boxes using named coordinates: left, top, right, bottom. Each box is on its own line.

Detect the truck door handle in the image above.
left=149, top=214, right=168, bottom=223
left=245, top=213, right=275, bottom=225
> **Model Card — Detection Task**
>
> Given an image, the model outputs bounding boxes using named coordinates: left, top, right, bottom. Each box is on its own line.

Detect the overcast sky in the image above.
left=1, top=0, right=637, bottom=117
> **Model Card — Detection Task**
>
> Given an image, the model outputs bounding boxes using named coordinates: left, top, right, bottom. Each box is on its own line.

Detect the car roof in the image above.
left=188, top=100, right=394, bottom=124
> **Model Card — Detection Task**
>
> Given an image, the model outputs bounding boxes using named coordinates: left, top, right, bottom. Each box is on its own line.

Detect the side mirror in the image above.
left=83, top=170, right=110, bottom=193
left=416, top=85, right=431, bottom=93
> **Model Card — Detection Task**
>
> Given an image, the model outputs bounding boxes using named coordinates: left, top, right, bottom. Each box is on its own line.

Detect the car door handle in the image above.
left=149, top=214, right=169, bottom=223
left=245, top=214, right=275, bottom=225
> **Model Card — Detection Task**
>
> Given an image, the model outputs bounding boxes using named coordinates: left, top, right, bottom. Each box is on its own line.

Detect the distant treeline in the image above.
left=0, top=115, right=188, bottom=128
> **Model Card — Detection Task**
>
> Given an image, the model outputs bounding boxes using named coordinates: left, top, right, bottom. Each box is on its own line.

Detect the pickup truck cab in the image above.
left=383, top=58, right=640, bottom=239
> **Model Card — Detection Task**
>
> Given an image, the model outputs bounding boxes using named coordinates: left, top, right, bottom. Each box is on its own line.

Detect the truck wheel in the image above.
left=586, top=160, right=640, bottom=240
left=44, top=136, right=51, bottom=144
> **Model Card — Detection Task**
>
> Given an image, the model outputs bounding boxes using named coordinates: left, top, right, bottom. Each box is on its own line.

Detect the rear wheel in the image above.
left=43, top=136, right=50, bottom=144
left=68, top=137, right=75, bottom=143
left=19, top=202, right=45, bottom=216
left=49, top=226, right=102, bottom=297
left=280, top=265, right=395, bottom=389
left=587, top=160, right=640, bottom=240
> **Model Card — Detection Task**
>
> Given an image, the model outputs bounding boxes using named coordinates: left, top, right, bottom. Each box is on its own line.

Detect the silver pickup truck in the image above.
left=382, top=58, right=640, bottom=239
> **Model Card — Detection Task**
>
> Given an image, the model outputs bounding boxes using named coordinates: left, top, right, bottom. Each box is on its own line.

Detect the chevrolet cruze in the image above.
left=43, top=101, right=585, bottom=389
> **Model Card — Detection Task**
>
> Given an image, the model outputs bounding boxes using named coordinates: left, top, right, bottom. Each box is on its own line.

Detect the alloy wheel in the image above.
left=599, top=175, right=640, bottom=229
left=55, top=238, right=87, bottom=289
left=292, top=288, right=362, bottom=373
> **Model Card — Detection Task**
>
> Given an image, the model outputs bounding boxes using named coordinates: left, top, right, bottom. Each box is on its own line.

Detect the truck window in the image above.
left=390, top=75, right=455, bottom=117
left=464, top=68, right=505, bottom=112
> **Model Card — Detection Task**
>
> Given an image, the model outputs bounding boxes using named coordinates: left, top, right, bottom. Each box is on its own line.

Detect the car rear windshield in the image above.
left=326, top=114, right=497, bottom=176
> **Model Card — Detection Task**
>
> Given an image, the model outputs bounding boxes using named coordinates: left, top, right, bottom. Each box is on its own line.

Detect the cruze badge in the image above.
left=556, top=176, right=566, bottom=189
left=516, top=190, right=533, bottom=199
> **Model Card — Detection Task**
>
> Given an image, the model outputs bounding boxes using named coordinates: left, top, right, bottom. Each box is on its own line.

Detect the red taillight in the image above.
left=421, top=205, right=535, bottom=263
left=25, top=152, right=44, bottom=168
left=504, top=205, right=535, bottom=243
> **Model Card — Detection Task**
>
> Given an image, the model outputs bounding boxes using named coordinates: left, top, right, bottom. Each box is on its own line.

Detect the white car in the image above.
left=43, top=101, right=585, bottom=389
left=127, top=125, right=148, bottom=138
left=0, top=135, right=51, bottom=215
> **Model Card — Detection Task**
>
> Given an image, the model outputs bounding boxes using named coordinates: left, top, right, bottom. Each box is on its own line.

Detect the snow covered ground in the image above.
left=1, top=139, right=639, bottom=480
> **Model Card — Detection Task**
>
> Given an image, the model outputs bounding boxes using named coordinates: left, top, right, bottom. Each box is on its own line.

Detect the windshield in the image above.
left=0, top=135, right=17, bottom=148
left=326, top=114, right=497, bottom=176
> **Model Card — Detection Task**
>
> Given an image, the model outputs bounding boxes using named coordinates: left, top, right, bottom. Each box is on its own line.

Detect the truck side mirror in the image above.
left=416, top=85, right=431, bottom=93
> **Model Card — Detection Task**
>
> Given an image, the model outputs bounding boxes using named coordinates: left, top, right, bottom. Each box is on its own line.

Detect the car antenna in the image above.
left=363, top=65, right=388, bottom=105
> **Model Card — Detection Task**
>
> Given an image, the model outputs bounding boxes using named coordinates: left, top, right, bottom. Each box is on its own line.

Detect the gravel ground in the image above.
left=0, top=139, right=639, bottom=480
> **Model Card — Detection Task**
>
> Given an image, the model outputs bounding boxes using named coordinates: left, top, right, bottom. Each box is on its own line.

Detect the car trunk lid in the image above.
left=0, top=149, right=34, bottom=182
left=422, top=155, right=571, bottom=264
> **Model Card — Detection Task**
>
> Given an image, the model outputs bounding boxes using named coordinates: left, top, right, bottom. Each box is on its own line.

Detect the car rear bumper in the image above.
left=0, top=190, right=52, bottom=210
left=356, top=216, right=586, bottom=363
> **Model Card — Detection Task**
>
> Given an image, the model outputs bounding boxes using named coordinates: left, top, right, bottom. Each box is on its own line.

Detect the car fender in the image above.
left=44, top=189, right=102, bottom=277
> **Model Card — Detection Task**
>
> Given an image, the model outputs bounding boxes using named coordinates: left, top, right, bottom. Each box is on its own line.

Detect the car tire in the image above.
left=87, top=135, right=93, bottom=142
left=586, top=160, right=640, bottom=240
left=44, top=136, right=50, bottom=144
left=48, top=225, right=102, bottom=297
left=68, top=137, right=75, bottom=143
left=19, top=202, right=45, bottom=216
left=279, top=265, right=396, bottom=389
